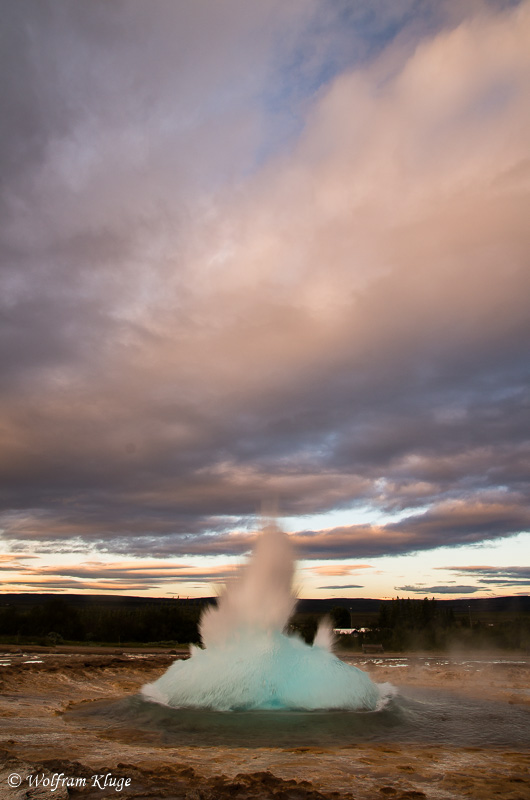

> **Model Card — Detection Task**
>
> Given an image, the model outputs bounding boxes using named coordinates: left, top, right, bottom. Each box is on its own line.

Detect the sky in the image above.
left=1, top=0, right=529, bottom=601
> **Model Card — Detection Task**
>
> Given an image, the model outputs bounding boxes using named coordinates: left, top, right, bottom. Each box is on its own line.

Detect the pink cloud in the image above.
left=311, top=564, right=373, bottom=576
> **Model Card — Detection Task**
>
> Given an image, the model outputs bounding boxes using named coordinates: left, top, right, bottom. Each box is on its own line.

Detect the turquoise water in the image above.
left=142, top=630, right=381, bottom=711
left=142, top=529, right=381, bottom=712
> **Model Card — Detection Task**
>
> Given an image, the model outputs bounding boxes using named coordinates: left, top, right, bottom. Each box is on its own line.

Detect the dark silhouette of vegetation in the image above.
left=0, top=594, right=528, bottom=651
left=331, top=597, right=530, bottom=652
left=0, top=597, right=202, bottom=645
left=374, top=597, right=528, bottom=651
left=375, top=597, right=454, bottom=651
left=288, top=614, right=319, bottom=643
left=330, top=606, right=351, bottom=628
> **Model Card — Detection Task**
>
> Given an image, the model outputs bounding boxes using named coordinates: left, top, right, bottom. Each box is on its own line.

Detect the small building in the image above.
left=332, top=627, right=372, bottom=637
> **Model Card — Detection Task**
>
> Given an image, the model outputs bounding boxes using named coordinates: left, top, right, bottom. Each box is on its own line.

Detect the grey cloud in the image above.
left=2, top=578, right=161, bottom=592
left=479, top=580, right=530, bottom=585
left=438, top=566, right=530, bottom=579
left=285, top=496, right=530, bottom=560
left=4, top=491, right=528, bottom=561
left=2, top=560, right=236, bottom=591
left=1, top=1, right=529, bottom=571
left=318, top=584, right=364, bottom=590
left=436, top=565, right=530, bottom=588
left=396, top=585, right=480, bottom=594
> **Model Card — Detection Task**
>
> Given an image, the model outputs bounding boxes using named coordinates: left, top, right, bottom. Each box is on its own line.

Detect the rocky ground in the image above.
left=0, top=649, right=528, bottom=800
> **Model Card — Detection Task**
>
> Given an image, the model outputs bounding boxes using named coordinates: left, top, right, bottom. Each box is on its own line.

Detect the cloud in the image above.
left=289, top=494, right=530, bottom=559
left=396, top=585, right=480, bottom=594
left=0, top=553, right=37, bottom=565
left=436, top=565, right=530, bottom=588
left=1, top=579, right=161, bottom=593
left=0, top=1, right=529, bottom=569
left=400, top=564, right=530, bottom=594
left=0, top=559, right=239, bottom=593
left=311, top=565, right=373, bottom=576
left=1, top=484, right=529, bottom=563
left=318, top=584, right=365, bottom=590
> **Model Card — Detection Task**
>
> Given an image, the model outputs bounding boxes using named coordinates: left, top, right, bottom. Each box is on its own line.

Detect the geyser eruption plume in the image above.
left=199, top=521, right=296, bottom=649
left=142, top=525, right=380, bottom=711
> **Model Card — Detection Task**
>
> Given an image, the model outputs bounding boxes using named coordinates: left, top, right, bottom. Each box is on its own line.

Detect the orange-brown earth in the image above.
left=0, top=650, right=528, bottom=800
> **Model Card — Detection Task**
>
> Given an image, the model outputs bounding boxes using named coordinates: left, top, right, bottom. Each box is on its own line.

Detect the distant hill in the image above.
left=0, top=593, right=528, bottom=614
left=0, top=593, right=215, bottom=608
left=296, top=596, right=530, bottom=614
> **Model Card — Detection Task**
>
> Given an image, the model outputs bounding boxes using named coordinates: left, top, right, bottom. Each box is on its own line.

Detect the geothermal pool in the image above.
left=67, top=681, right=530, bottom=749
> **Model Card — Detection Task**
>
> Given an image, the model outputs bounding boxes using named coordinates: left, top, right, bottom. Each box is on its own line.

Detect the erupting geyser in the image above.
left=142, top=526, right=381, bottom=711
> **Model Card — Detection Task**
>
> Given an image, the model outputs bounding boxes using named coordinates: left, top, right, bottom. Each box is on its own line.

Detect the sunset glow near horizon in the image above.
left=1, top=1, right=529, bottom=601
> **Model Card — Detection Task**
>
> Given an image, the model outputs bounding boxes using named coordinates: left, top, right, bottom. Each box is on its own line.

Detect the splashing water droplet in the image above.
left=142, top=525, right=380, bottom=711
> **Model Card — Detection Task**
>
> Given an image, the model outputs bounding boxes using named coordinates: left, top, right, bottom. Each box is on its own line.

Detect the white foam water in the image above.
left=142, top=526, right=381, bottom=711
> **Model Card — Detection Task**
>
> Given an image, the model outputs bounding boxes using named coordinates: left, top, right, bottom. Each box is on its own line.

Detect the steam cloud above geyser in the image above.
left=142, top=526, right=380, bottom=711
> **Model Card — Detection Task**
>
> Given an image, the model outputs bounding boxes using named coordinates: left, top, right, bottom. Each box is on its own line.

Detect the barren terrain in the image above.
left=0, top=649, right=528, bottom=799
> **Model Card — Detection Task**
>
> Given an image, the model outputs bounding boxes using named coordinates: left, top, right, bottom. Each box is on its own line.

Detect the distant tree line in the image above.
left=375, top=597, right=455, bottom=650
left=328, top=598, right=529, bottom=652
left=0, top=598, right=202, bottom=645
left=1, top=595, right=528, bottom=651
